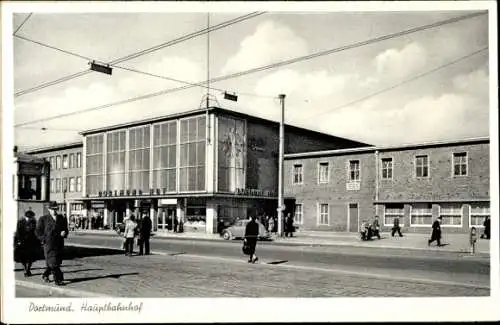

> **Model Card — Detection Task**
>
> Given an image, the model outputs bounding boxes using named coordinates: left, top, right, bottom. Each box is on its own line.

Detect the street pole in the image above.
left=277, top=94, right=286, bottom=237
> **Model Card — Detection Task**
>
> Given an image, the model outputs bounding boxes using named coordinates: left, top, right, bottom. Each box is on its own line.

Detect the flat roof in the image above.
left=79, top=106, right=370, bottom=146
left=284, top=136, right=490, bottom=159
left=21, top=141, right=83, bottom=155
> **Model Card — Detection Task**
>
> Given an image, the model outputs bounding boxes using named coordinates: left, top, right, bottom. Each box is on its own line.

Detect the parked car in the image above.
left=221, top=219, right=270, bottom=241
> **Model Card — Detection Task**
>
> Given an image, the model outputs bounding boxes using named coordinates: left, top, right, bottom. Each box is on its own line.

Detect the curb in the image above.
left=72, top=232, right=490, bottom=255
left=16, top=279, right=112, bottom=298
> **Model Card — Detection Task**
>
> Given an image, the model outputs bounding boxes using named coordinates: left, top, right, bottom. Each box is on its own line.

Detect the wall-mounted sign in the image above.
left=97, top=188, right=173, bottom=197
left=235, top=188, right=276, bottom=197
left=346, top=182, right=361, bottom=191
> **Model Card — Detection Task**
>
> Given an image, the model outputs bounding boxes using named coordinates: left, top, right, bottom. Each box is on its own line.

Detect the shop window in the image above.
left=384, top=203, right=404, bottom=226
left=470, top=202, right=490, bottom=227
left=294, top=204, right=303, bottom=224
left=439, top=203, right=463, bottom=226
left=410, top=203, right=432, bottom=226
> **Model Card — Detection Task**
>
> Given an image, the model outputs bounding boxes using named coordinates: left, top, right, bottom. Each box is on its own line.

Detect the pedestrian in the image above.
left=123, top=215, right=138, bottom=256
left=285, top=213, right=295, bottom=237
left=139, top=213, right=152, bottom=255
left=372, top=215, right=381, bottom=239
left=481, top=216, right=490, bottom=240
left=15, top=210, right=39, bottom=277
left=428, top=216, right=442, bottom=246
left=391, top=216, right=403, bottom=237
left=244, top=215, right=259, bottom=263
left=268, top=216, right=275, bottom=235
left=35, top=201, right=69, bottom=286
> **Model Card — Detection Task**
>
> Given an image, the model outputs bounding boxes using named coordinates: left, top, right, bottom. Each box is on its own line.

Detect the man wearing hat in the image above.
left=36, top=201, right=69, bottom=285
left=428, top=216, right=443, bottom=247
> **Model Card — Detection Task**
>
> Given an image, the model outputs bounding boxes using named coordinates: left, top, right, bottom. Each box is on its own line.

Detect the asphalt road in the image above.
left=65, top=233, right=490, bottom=287
left=16, top=284, right=72, bottom=297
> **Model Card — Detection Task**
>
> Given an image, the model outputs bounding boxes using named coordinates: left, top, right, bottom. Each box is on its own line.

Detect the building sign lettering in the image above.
left=235, top=188, right=276, bottom=197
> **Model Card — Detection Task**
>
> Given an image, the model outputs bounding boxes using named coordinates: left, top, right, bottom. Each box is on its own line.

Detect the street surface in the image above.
left=14, top=233, right=490, bottom=297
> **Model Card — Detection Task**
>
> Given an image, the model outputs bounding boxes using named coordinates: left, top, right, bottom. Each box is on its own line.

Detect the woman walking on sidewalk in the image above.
left=244, top=215, right=259, bottom=263
left=15, top=210, right=39, bottom=277
left=123, top=215, right=138, bottom=256
left=428, top=216, right=442, bottom=246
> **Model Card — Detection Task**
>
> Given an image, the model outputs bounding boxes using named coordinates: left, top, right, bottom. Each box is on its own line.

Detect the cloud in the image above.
left=222, top=20, right=308, bottom=74
left=374, top=42, right=427, bottom=80
left=452, top=68, right=489, bottom=98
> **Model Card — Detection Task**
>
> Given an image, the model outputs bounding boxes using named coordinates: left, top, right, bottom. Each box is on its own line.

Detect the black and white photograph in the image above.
left=1, top=1, right=498, bottom=323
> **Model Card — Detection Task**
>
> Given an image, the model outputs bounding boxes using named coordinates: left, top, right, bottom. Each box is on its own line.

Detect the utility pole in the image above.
left=277, top=94, right=286, bottom=237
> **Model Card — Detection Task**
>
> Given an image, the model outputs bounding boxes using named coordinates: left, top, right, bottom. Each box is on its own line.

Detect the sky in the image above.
left=7, top=4, right=493, bottom=150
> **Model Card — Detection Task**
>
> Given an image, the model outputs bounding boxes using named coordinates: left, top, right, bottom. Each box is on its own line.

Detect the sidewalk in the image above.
left=72, top=229, right=490, bottom=255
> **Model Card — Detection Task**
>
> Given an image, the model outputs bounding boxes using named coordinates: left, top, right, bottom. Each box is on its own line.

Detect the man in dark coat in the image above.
left=391, top=216, right=403, bottom=237
left=36, top=201, right=68, bottom=285
left=482, top=216, right=490, bottom=240
left=139, top=213, right=152, bottom=255
left=372, top=216, right=381, bottom=239
left=15, top=210, right=39, bottom=277
left=428, top=216, right=442, bottom=246
left=244, top=215, right=259, bottom=263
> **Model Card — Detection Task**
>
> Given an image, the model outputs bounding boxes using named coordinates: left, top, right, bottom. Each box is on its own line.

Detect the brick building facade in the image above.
left=284, top=137, right=490, bottom=233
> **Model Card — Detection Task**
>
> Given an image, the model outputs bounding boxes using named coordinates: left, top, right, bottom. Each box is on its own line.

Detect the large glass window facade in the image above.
left=218, top=116, right=246, bottom=192
left=179, top=116, right=206, bottom=192
left=106, top=130, right=126, bottom=191
left=86, top=134, right=104, bottom=196
left=128, top=126, right=150, bottom=192
left=153, top=121, right=177, bottom=192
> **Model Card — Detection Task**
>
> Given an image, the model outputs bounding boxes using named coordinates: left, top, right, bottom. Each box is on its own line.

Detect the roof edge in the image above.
left=21, top=141, right=83, bottom=154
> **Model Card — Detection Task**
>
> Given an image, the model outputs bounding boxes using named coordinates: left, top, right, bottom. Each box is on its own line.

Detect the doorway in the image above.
left=157, top=206, right=176, bottom=231
left=348, top=203, right=359, bottom=232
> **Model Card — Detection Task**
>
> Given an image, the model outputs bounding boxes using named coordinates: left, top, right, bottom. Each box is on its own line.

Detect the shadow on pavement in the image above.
left=62, top=245, right=124, bottom=260
left=267, top=260, right=289, bottom=265
left=25, top=269, right=105, bottom=277
left=14, top=264, right=84, bottom=272
left=64, top=272, right=139, bottom=285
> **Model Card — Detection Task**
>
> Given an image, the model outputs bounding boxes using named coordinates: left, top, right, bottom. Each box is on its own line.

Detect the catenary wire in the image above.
left=301, top=46, right=488, bottom=121
left=14, top=12, right=266, bottom=98
left=13, top=13, right=33, bottom=36
left=14, top=34, right=94, bottom=61
left=14, top=12, right=486, bottom=127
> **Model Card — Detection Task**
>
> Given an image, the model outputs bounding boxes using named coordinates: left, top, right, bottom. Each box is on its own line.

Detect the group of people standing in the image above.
left=260, top=213, right=295, bottom=237
left=15, top=201, right=68, bottom=285
left=120, top=213, right=152, bottom=256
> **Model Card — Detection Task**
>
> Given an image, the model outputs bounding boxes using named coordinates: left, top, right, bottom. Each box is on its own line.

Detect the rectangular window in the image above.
left=56, top=156, right=61, bottom=170
left=50, top=178, right=55, bottom=193
left=62, top=178, right=68, bottom=192
left=293, top=164, right=303, bottom=184
left=318, top=162, right=329, bottom=183
left=470, top=202, right=490, bottom=227
left=86, top=134, right=104, bottom=195
left=439, top=203, right=462, bottom=226
left=76, top=177, right=82, bottom=192
left=49, top=157, right=55, bottom=170
left=180, top=116, right=206, bottom=192
left=415, top=155, right=429, bottom=178
left=128, top=126, right=151, bottom=192
left=318, top=204, right=329, bottom=225
left=381, top=158, right=393, bottom=180
left=69, top=177, right=76, bottom=192
left=410, top=203, right=433, bottom=225
left=68, top=154, right=74, bottom=169
left=56, top=178, right=61, bottom=193
left=217, top=116, right=245, bottom=192
left=107, top=130, right=126, bottom=191
left=294, top=204, right=303, bottom=225
left=153, top=121, right=177, bottom=192
left=453, top=152, right=467, bottom=176
left=76, top=152, right=82, bottom=168
left=62, top=154, right=69, bottom=169
left=349, top=160, right=360, bottom=182
left=384, top=203, right=404, bottom=226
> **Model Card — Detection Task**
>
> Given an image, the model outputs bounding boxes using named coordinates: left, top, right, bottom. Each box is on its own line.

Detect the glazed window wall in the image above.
left=153, top=121, right=177, bottom=192
left=106, top=130, right=126, bottom=191
left=179, top=116, right=206, bottom=192
left=218, top=116, right=246, bottom=192
left=86, top=134, right=104, bottom=196
left=128, top=126, right=150, bottom=192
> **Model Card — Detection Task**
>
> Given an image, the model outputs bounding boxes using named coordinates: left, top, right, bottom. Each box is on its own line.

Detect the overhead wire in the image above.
left=15, top=11, right=487, bottom=128
left=301, top=46, right=489, bottom=121
left=14, top=34, right=94, bottom=61
left=13, top=13, right=33, bottom=35
left=14, top=12, right=266, bottom=98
